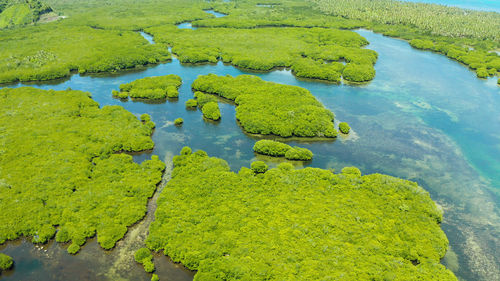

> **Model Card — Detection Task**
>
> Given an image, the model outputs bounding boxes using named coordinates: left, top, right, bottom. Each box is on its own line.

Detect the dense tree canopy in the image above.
left=0, top=87, right=165, bottom=253
left=114, top=75, right=182, bottom=100
left=312, top=0, right=500, bottom=41
left=146, top=149, right=457, bottom=280
left=192, top=74, right=337, bottom=138
left=0, top=25, right=171, bottom=84
left=0, top=253, right=13, bottom=271
left=253, top=139, right=313, bottom=160
left=147, top=25, right=377, bottom=82
left=135, top=248, right=155, bottom=273
left=0, top=0, right=496, bottom=83
left=339, top=122, right=350, bottom=134
left=313, top=0, right=500, bottom=79
left=0, top=0, right=52, bottom=29
left=192, top=91, right=221, bottom=120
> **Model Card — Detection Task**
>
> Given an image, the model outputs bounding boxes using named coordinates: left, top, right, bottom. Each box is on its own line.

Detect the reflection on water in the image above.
left=1, top=30, right=499, bottom=281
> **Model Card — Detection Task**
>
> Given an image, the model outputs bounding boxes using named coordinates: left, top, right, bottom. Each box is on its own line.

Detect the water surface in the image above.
left=1, top=30, right=499, bottom=281
left=399, top=0, right=500, bottom=12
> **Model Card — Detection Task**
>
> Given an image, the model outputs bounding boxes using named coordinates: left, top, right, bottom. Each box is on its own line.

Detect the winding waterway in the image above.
left=0, top=27, right=499, bottom=280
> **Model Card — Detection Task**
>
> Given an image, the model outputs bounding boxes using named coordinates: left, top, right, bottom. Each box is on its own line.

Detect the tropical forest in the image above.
left=0, top=0, right=499, bottom=281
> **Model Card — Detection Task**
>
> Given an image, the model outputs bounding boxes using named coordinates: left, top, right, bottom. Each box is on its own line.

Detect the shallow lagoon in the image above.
left=1, top=29, right=499, bottom=281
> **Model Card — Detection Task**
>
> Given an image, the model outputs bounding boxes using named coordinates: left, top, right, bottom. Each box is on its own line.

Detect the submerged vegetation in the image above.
left=146, top=149, right=457, bottom=280
left=192, top=74, right=337, bottom=138
left=0, top=87, right=165, bottom=253
left=113, top=75, right=182, bottom=100
left=253, top=139, right=313, bottom=160
left=0, top=253, right=13, bottom=271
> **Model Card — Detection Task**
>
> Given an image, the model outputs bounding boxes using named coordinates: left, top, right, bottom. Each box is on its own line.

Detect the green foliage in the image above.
left=166, top=85, right=179, bottom=98
left=117, top=75, right=182, bottom=100
left=151, top=274, right=160, bottom=281
left=174, top=118, right=184, bottom=126
left=67, top=243, right=80, bottom=255
left=0, top=87, right=165, bottom=253
left=194, top=91, right=221, bottom=120
left=291, top=57, right=343, bottom=82
left=146, top=25, right=377, bottom=82
left=180, top=146, right=192, bottom=155
left=253, top=140, right=291, bottom=157
left=342, top=63, right=376, bottom=82
left=135, top=247, right=155, bottom=273
left=0, top=24, right=171, bottom=84
left=135, top=248, right=153, bottom=263
left=250, top=161, right=268, bottom=173
left=0, top=0, right=52, bottom=29
left=408, top=39, right=500, bottom=78
left=141, top=113, right=152, bottom=122
left=45, top=0, right=211, bottom=30
left=313, top=0, right=500, bottom=41
left=341, top=166, right=362, bottom=176
left=314, top=0, right=500, bottom=78
left=185, top=98, right=198, bottom=108
left=201, top=101, right=221, bottom=121
left=253, top=139, right=313, bottom=160
left=0, top=253, right=13, bottom=271
left=143, top=259, right=155, bottom=273
left=0, top=4, right=33, bottom=28
left=146, top=150, right=456, bottom=280
left=284, top=146, right=313, bottom=161
left=192, top=74, right=337, bottom=138
left=339, top=122, right=350, bottom=134
left=476, top=67, right=489, bottom=78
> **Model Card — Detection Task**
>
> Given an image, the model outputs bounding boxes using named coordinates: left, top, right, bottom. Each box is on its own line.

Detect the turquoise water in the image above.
left=176, top=9, right=226, bottom=29
left=203, top=9, right=227, bottom=17
left=399, top=0, right=500, bottom=12
left=176, top=22, right=196, bottom=29
left=1, top=30, right=499, bottom=280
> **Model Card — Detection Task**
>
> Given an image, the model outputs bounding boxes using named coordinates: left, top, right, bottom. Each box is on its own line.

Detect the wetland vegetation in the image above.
left=192, top=74, right=337, bottom=137
left=314, top=0, right=500, bottom=79
left=0, top=87, right=165, bottom=254
left=148, top=25, right=377, bottom=82
left=113, top=75, right=182, bottom=100
left=0, top=253, right=13, bottom=271
left=253, top=140, right=313, bottom=160
left=146, top=149, right=457, bottom=280
left=0, top=0, right=498, bottom=280
left=0, top=0, right=52, bottom=29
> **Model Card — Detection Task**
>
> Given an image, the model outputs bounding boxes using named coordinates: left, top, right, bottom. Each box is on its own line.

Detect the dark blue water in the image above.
left=399, top=0, right=500, bottom=12
left=1, top=30, right=499, bottom=280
